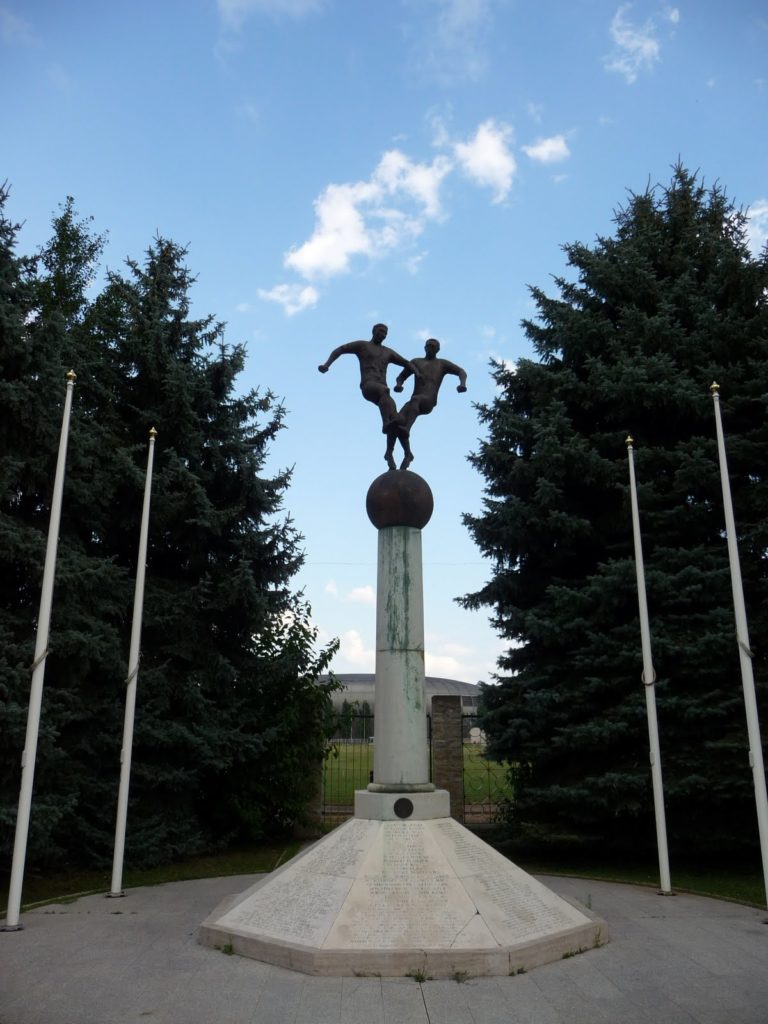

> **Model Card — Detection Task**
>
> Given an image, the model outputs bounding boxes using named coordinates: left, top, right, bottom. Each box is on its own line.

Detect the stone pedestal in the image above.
left=199, top=816, right=607, bottom=977
left=354, top=789, right=450, bottom=820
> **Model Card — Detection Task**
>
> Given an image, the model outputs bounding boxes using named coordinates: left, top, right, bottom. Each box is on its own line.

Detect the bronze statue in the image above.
left=389, top=339, right=467, bottom=469
left=318, top=327, right=466, bottom=471
left=318, top=324, right=419, bottom=436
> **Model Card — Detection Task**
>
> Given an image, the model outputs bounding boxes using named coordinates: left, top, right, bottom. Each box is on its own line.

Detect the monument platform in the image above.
left=199, top=814, right=607, bottom=978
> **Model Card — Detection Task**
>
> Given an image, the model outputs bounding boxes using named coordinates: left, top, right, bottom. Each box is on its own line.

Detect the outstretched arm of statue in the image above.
left=318, top=342, right=356, bottom=373
left=393, top=355, right=424, bottom=390
left=394, top=363, right=415, bottom=393
left=443, top=360, right=468, bottom=392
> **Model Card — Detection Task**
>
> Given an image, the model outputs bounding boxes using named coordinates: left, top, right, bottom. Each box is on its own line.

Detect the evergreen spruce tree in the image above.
left=35, top=200, right=131, bottom=865
left=85, top=238, right=338, bottom=864
left=0, top=184, right=47, bottom=854
left=0, top=192, right=123, bottom=865
left=1, top=200, right=338, bottom=873
left=463, top=166, right=768, bottom=855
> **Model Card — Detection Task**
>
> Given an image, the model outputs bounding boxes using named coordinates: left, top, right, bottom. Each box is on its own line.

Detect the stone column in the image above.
left=355, top=470, right=449, bottom=821
left=371, top=524, right=431, bottom=789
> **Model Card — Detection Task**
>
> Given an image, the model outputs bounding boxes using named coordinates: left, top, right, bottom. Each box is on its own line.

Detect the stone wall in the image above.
left=430, top=695, right=464, bottom=823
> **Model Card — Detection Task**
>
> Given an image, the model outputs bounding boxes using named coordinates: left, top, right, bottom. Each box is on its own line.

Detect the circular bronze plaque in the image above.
left=393, top=797, right=414, bottom=819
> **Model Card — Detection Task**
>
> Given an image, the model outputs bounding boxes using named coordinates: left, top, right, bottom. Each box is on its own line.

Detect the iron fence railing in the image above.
left=321, top=712, right=510, bottom=826
left=322, top=714, right=375, bottom=826
left=461, top=713, right=512, bottom=824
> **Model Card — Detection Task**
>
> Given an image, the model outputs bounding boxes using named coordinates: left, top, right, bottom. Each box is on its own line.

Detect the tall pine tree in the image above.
left=0, top=192, right=122, bottom=864
left=85, top=237, right=338, bottom=863
left=0, top=199, right=338, bottom=873
left=463, top=166, right=768, bottom=855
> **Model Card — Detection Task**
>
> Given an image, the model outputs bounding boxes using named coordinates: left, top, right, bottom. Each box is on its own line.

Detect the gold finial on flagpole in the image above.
left=149, top=426, right=158, bottom=439
left=625, top=435, right=634, bottom=447
left=710, top=381, right=720, bottom=395
left=66, top=369, right=76, bottom=383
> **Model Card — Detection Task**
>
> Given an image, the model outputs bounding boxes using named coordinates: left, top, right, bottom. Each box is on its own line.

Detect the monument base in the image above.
left=355, top=789, right=449, bottom=820
left=199, top=816, right=607, bottom=978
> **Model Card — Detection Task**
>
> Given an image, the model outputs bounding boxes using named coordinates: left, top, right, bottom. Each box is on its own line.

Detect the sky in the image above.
left=2, top=1, right=767, bottom=686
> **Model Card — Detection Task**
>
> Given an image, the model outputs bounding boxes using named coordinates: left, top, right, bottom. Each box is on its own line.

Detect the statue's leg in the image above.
left=398, top=429, right=414, bottom=471
left=379, top=391, right=398, bottom=434
left=384, top=423, right=398, bottom=471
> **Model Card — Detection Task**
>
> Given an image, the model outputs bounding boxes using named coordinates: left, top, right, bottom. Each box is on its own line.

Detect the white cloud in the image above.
left=746, top=199, right=768, bottom=256
left=346, top=585, right=375, bottom=605
left=481, top=325, right=496, bottom=339
left=338, top=629, right=375, bottom=670
left=47, top=64, right=73, bottom=92
left=664, top=6, right=680, bottom=24
left=414, top=0, right=494, bottom=84
left=0, top=4, right=35, bottom=44
left=453, top=120, right=516, bottom=203
left=262, top=117, right=521, bottom=314
left=425, top=652, right=463, bottom=677
left=237, top=100, right=260, bottom=123
left=217, top=0, right=324, bottom=29
left=424, top=640, right=494, bottom=683
left=605, top=4, right=661, bottom=83
left=377, top=149, right=448, bottom=219
left=405, top=251, right=427, bottom=275
left=284, top=181, right=374, bottom=280
left=527, top=102, right=544, bottom=123
left=234, top=302, right=250, bottom=312
left=257, top=282, right=318, bottom=315
left=324, top=579, right=338, bottom=597
left=424, top=632, right=497, bottom=683
left=442, top=642, right=473, bottom=658
left=283, top=150, right=452, bottom=281
left=491, top=355, right=517, bottom=380
left=427, top=110, right=452, bottom=148
left=522, top=134, right=570, bottom=164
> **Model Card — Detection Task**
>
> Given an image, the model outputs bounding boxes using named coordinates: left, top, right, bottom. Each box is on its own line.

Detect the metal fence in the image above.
left=322, top=714, right=375, bottom=827
left=320, top=712, right=509, bottom=826
left=461, top=713, right=511, bottom=824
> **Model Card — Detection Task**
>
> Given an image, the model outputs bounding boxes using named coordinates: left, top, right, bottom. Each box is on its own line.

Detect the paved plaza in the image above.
left=1, top=873, right=766, bottom=1024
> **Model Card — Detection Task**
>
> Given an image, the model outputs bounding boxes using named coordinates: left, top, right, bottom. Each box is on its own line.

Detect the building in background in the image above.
left=324, top=674, right=480, bottom=714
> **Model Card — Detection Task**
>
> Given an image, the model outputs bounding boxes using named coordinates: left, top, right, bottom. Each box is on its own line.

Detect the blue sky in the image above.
left=2, top=1, right=767, bottom=684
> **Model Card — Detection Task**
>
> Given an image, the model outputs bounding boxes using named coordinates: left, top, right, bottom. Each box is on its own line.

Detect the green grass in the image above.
left=323, top=740, right=374, bottom=805
left=461, top=745, right=513, bottom=806
left=322, top=740, right=513, bottom=808
left=517, top=855, right=766, bottom=908
left=2, top=836, right=764, bottom=915
left=0, top=840, right=301, bottom=916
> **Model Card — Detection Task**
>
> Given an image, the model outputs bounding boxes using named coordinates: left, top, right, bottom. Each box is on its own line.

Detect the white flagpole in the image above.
left=626, top=436, right=672, bottom=894
left=3, top=371, right=77, bottom=931
left=109, top=427, right=157, bottom=897
left=710, top=383, right=768, bottom=910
